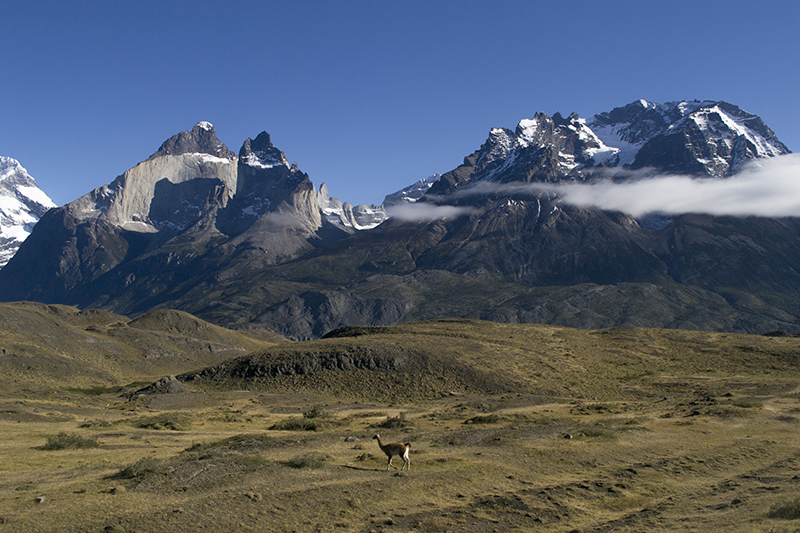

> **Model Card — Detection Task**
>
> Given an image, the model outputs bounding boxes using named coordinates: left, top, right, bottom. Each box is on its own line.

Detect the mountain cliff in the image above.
left=0, top=157, right=56, bottom=267
left=0, top=102, right=797, bottom=339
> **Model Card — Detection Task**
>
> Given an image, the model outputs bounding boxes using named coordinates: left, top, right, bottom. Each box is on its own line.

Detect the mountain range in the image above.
left=1, top=100, right=797, bottom=339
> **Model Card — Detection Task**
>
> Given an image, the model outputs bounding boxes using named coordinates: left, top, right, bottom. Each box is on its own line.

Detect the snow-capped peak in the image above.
left=0, top=157, right=57, bottom=267
left=196, top=121, right=214, bottom=131
left=586, top=100, right=789, bottom=173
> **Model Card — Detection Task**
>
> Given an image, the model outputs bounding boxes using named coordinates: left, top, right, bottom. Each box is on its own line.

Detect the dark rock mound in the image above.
left=125, top=375, right=186, bottom=399
left=182, top=347, right=405, bottom=382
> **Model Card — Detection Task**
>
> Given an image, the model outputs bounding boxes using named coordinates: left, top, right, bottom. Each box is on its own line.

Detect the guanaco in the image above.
left=373, top=433, right=411, bottom=471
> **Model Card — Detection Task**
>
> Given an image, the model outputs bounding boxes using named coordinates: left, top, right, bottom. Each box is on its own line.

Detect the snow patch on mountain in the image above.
left=242, top=150, right=289, bottom=169
left=587, top=123, right=639, bottom=166
left=383, top=174, right=441, bottom=206
left=0, top=157, right=56, bottom=267
left=317, top=183, right=387, bottom=230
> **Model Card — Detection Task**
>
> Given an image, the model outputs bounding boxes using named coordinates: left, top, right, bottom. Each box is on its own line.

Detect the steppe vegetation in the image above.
left=1, top=302, right=800, bottom=532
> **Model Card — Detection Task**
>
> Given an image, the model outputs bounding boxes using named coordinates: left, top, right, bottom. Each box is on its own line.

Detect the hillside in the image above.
left=0, top=302, right=285, bottom=394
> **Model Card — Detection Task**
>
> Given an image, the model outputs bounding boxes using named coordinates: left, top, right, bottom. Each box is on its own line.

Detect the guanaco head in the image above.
left=373, top=433, right=380, bottom=440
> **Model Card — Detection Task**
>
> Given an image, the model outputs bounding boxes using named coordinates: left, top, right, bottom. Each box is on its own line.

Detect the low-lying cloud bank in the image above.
left=529, top=154, right=800, bottom=218
left=385, top=154, right=800, bottom=222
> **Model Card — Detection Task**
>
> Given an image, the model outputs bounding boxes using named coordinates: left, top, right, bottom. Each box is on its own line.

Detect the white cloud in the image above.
left=449, top=154, right=800, bottom=218
left=553, top=154, right=800, bottom=217
left=385, top=202, right=476, bottom=222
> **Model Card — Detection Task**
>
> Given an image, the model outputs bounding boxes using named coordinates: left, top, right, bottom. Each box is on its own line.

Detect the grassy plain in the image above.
left=1, top=306, right=800, bottom=532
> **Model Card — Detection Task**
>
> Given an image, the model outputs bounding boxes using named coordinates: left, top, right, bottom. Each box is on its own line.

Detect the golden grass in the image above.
left=1, top=316, right=800, bottom=531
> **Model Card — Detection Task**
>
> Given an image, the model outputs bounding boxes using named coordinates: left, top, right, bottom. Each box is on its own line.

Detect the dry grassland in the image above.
left=1, top=314, right=800, bottom=532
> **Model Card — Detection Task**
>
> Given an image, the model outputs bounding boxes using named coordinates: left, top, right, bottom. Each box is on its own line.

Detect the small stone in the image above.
left=35, top=496, right=45, bottom=503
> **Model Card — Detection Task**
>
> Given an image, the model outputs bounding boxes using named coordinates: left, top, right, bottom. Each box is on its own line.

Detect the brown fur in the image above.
left=373, top=433, right=411, bottom=471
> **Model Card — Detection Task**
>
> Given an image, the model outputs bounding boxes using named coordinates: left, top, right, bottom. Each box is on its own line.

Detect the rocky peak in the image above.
left=149, top=121, right=235, bottom=161
left=627, top=101, right=790, bottom=176
left=238, top=131, right=289, bottom=170
left=466, top=111, right=617, bottom=185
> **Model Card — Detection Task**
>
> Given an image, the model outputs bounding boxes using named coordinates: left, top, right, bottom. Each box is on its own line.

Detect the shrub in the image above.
left=768, top=498, right=800, bottom=519
left=115, top=457, right=170, bottom=481
left=464, top=414, right=501, bottom=424
left=283, top=452, right=327, bottom=469
left=39, top=432, right=99, bottom=450
left=374, top=412, right=411, bottom=430
left=131, top=413, right=191, bottom=431
left=303, top=405, right=329, bottom=419
left=270, top=417, right=321, bottom=431
left=184, top=433, right=276, bottom=455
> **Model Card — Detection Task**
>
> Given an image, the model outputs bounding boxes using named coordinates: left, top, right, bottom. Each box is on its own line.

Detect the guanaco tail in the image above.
left=373, top=433, right=411, bottom=471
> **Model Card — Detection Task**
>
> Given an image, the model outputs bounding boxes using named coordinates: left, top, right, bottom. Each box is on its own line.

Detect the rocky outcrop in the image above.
left=125, top=375, right=186, bottom=398
left=182, top=347, right=405, bottom=382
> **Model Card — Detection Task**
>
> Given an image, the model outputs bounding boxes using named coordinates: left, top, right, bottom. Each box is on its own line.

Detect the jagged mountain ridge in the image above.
left=0, top=157, right=56, bottom=267
left=0, top=100, right=797, bottom=339
left=429, top=99, right=788, bottom=197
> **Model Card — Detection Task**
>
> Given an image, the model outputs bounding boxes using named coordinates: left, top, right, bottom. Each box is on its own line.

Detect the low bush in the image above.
left=283, top=452, right=328, bottom=469
left=39, top=432, right=100, bottom=450
left=270, top=417, right=322, bottom=431
left=768, top=498, right=800, bottom=519
left=464, top=414, right=501, bottom=424
left=373, top=412, right=411, bottom=430
left=303, top=405, right=329, bottom=419
left=131, top=413, right=191, bottom=431
left=115, top=457, right=170, bottom=481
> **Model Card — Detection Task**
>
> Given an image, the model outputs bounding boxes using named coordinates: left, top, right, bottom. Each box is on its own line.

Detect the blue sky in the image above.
left=2, top=0, right=798, bottom=207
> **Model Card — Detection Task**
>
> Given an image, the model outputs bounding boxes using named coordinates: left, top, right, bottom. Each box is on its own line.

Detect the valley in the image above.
left=1, top=304, right=799, bottom=532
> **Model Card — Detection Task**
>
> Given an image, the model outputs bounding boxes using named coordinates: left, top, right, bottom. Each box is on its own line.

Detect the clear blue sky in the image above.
left=2, top=0, right=798, bottom=207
